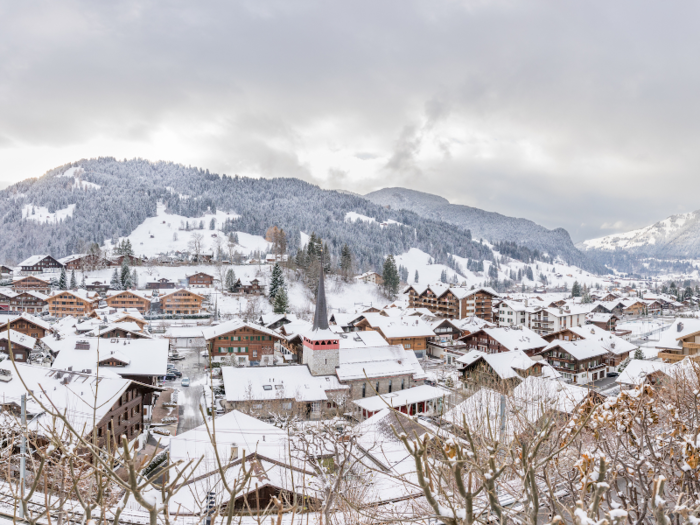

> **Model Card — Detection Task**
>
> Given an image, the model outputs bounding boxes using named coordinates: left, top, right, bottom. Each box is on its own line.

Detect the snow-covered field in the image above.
left=104, top=203, right=265, bottom=258
left=22, top=203, right=76, bottom=224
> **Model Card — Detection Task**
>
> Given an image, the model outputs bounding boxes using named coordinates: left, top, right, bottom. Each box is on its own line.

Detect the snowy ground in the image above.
left=103, top=203, right=266, bottom=259
left=616, top=319, right=669, bottom=339
left=22, top=203, right=76, bottom=224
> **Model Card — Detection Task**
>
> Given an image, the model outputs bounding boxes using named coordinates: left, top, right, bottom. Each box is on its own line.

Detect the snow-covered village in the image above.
left=3, top=3, right=700, bottom=525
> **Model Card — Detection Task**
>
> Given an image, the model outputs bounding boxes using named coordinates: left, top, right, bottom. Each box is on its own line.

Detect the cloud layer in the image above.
left=1, top=0, right=699, bottom=242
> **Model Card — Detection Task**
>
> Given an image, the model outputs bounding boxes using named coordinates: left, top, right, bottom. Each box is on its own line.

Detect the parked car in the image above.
left=162, top=373, right=177, bottom=381
left=169, top=354, right=185, bottom=361
left=607, top=372, right=619, bottom=377
left=181, top=377, right=190, bottom=387
left=170, top=369, right=183, bottom=378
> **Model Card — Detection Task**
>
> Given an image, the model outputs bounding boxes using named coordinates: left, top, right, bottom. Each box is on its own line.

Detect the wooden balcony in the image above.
left=658, top=351, right=700, bottom=363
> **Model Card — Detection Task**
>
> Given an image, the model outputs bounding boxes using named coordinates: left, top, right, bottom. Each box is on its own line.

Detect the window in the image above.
left=404, top=343, right=411, bottom=349
left=263, top=385, right=272, bottom=391
left=375, top=381, right=380, bottom=394
left=361, top=383, right=366, bottom=398
left=401, top=379, right=405, bottom=390
left=388, top=380, right=392, bottom=393
left=252, top=350, right=257, bottom=358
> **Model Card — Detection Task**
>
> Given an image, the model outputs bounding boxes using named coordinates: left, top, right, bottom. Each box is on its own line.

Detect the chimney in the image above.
left=678, top=322, right=684, bottom=332
left=230, top=444, right=239, bottom=461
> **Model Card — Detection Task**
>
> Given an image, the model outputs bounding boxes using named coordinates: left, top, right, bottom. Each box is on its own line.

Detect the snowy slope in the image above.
left=22, top=204, right=76, bottom=224
left=578, top=211, right=700, bottom=256
left=104, top=203, right=268, bottom=258
left=396, top=248, right=607, bottom=291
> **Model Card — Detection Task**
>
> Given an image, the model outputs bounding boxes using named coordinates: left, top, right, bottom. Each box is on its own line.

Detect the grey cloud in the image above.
left=1, top=1, right=700, bottom=241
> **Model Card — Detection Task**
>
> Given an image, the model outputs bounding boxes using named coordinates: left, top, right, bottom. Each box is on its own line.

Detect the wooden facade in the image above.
left=186, top=272, right=214, bottom=287
left=9, top=292, right=47, bottom=314
left=406, top=285, right=496, bottom=322
left=539, top=343, right=607, bottom=383
left=206, top=325, right=282, bottom=363
left=20, top=255, right=63, bottom=275
left=0, top=316, right=50, bottom=339
left=105, top=291, right=152, bottom=314
left=93, top=383, right=158, bottom=446
left=12, top=276, right=51, bottom=294
left=146, top=278, right=176, bottom=290
left=47, top=291, right=100, bottom=318
left=159, top=289, right=205, bottom=315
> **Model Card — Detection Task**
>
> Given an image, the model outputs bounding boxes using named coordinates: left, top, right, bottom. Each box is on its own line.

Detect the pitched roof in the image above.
left=353, top=385, right=446, bottom=413
left=18, top=255, right=56, bottom=267
left=201, top=319, right=282, bottom=341
left=569, top=325, right=637, bottom=355
left=456, top=349, right=540, bottom=380
left=464, top=326, right=548, bottom=352
left=543, top=338, right=608, bottom=360
left=0, top=329, right=36, bottom=350
left=617, top=359, right=670, bottom=386
left=336, top=345, right=426, bottom=381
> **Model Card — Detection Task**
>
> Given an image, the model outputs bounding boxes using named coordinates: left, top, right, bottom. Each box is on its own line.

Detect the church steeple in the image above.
left=312, top=269, right=329, bottom=331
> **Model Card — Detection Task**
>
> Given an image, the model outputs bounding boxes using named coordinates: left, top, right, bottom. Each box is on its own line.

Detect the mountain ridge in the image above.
left=364, top=187, right=599, bottom=271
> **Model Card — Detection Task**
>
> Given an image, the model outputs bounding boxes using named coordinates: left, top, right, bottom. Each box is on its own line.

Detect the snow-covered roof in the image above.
left=337, top=345, right=427, bottom=381
left=453, top=316, right=495, bottom=333
left=617, top=360, right=670, bottom=386
left=328, top=312, right=365, bottom=328
left=18, top=255, right=55, bottom=267
left=456, top=350, right=539, bottom=380
left=158, top=288, right=206, bottom=300
left=88, top=322, right=150, bottom=338
left=587, top=313, right=616, bottom=323
left=337, top=330, right=389, bottom=348
left=0, top=312, right=51, bottom=330
left=543, top=338, right=608, bottom=360
left=353, top=385, right=446, bottom=413
left=13, top=290, right=48, bottom=301
left=164, top=326, right=206, bottom=338
left=545, top=303, right=596, bottom=317
left=13, top=275, right=50, bottom=284
left=276, top=320, right=313, bottom=340
left=45, top=336, right=168, bottom=377
left=0, top=361, right=133, bottom=439
left=656, top=319, right=700, bottom=351
left=259, top=313, right=297, bottom=327
left=201, top=319, right=282, bottom=341
left=105, top=289, right=154, bottom=300
left=48, top=289, right=100, bottom=302
left=466, top=327, right=548, bottom=353
left=0, top=329, right=36, bottom=349
left=360, top=313, right=436, bottom=338
left=405, top=284, right=499, bottom=300
left=569, top=325, right=637, bottom=355
left=512, top=376, right=592, bottom=415
left=57, top=254, right=87, bottom=265
left=222, top=365, right=347, bottom=403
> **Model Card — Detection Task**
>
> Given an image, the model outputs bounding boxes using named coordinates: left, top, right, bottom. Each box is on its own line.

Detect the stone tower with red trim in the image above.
left=302, top=269, right=339, bottom=376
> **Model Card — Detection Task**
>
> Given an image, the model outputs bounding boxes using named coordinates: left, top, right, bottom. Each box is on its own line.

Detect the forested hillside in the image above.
left=0, top=158, right=493, bottom=271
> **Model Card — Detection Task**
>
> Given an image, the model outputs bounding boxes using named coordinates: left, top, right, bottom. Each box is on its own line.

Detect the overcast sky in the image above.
left=1, top=1, right=698, bottom=242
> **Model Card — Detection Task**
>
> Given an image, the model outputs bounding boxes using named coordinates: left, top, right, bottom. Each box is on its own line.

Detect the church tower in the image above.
left=303, top=269, right=340, bottom=376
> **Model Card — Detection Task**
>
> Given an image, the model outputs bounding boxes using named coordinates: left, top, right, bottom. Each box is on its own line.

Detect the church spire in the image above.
left=312, top=268, right=329, bottom=331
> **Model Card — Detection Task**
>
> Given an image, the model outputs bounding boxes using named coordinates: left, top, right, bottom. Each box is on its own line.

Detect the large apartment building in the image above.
left=405, top=284, right=498, bottom=322
left=46, top=290, right=100, bottom=318
left=105, top=290, right=153, bottom=314
left=158, top=289, right=205, bottom=315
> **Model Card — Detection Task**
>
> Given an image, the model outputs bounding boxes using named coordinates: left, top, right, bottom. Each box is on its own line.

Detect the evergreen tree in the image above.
left=209, top=218, right=216, bottom=230
left=525, top=266, right=534, bottom=281
left=120, top=259, right=132, bottom=289
left=414, top=270, right=419, bottom=284
left=322, top=242, right=331, bottom=273
left=269, top=263, right=284, bottom=300
left=58, top=267, right=67, bottom=290
left=273, top=286, right=289, bottom=314
left=382, top=255, right=400, bottom=298
left=440, top=269, right=447, bottom=283
left=634, top=348, right=645, bottom=360
left=339, top=244, right=353, bottom=282
left=132, top=269, right=139, bottom=289
left=69, top=270, right=77, bottom=290
left=225, top=268, right=237, bottom=292
left=81, top=273, right=86, bottom=288
left=571, top=281, right=581, bottom=297
left=110, top=268, right=121, bottom=290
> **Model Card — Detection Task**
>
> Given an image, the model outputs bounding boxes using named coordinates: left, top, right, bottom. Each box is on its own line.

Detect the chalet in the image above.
left=426, top=318, right=466, bottom=358
left=655, top=319, right=700, bottom=363
left=353, top=384, right=445, bottom=420
left=617, top=360, right=670, bottom=389
left=497, top=300, right=542, bottom=329
left=0, top=290, right=15, bottom=312
left=275, top=319, right=313, bottom=362
left=0, top=330, right=36, bottom=362
left=46, top=290, right=100, bottom=318
left=58, top=253, right=103, bottom=271
left=457, top=349, right=552, bottom=389
left=105, top=290, right=153, bottom=314
left=12, top=275, right=51, bottom=295
left=0, top=313, right=51, bottom=339
left=202, top=320, right=283, bottom=365
left=186, top=272, right=214, bottom=288
left=328, top=312, right=365, bottom=332
left=258, top=313, right=298, bottom=330
left=90, top=323, right=151, bottom=339
left=158, top=289, right=205, bottom=315
left=354, top=313, right=435, bottom=357
left=544, top=325, right=637, bottom=372
left=89, top=308, right=147, bottom=330
left=0, top=362, right=160, bottom=446
left=163, top=326, right=205, bottom=349
left=622, top=299, right=647, bottom=316
left=586, top=313, right=619, bottom=331
left=46, top=336, right=169, bottom=387
left=0, top=265, right=12, bottom=276
left=18, top=255, right=63, bottom=275
left=234, top=278, right=264, bottom=295
left=9, top=291, right=48, bottom=314
left=458, top=326, right=548, bottom=356
left=85, top=280, right=111, bottom=293
left=146, top=278, right=176, bottom=290
left=538, top=339, right=608, bottom=384
left=355, top=271, right=383, bottom=285
left=406, top=284, right=498, bottom=322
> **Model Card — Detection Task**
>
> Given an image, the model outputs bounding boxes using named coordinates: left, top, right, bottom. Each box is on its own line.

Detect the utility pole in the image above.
left=20, top=393, right=26, bottom=519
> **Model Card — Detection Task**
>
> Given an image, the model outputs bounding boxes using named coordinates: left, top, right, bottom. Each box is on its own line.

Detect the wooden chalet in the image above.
left=233, top=278, right=265, bottom=295
left=58, top=254, right=103, bottom=271
left=146, top=278, right=176, bottom=290
left=186, top=272, right=214, bottom=287
left=46, top=290, right=100, bottom=318
left=0, top=265, right=12, bottom=276
left=406, top=284, right=498, bottom=322
left=105, top=290, right=153, bottom=314
left=0, top=313, right=51, bottom=339
left=9, top=291, right=48, bottom=314
left=202, top=320, right=283, bottom=364
left=159, top=289, right=205, bottom=315
left=18, top=255, right=63, bottom=275
left=12, top=275, right=51, bottom=294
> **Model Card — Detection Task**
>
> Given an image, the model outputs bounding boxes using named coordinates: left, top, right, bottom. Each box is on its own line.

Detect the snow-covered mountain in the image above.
left=578, top=211, right=700, bottom=257
left=364, top=187, right=598, bottom=271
